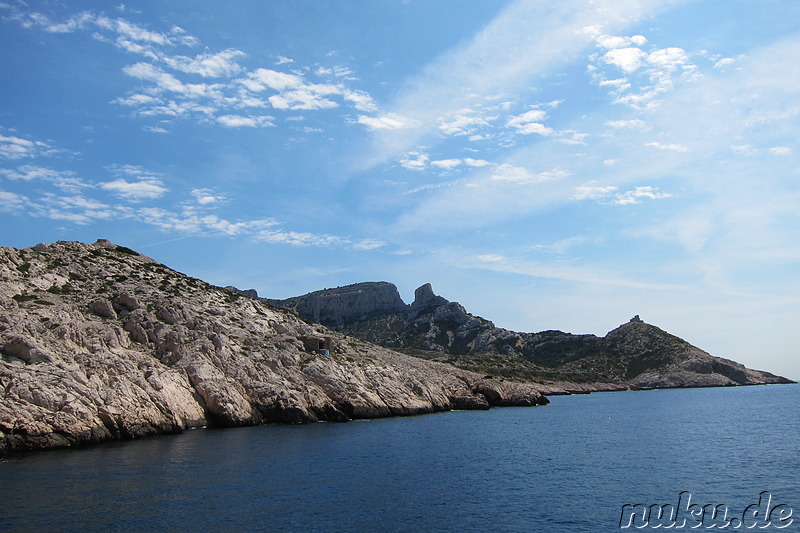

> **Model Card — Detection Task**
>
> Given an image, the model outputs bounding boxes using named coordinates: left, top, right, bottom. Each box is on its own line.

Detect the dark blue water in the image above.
left=2, top=384, right=798, bottom=532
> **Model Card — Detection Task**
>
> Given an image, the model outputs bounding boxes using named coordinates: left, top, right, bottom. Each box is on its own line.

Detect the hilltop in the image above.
left=267, top=282, right=793, bottom=391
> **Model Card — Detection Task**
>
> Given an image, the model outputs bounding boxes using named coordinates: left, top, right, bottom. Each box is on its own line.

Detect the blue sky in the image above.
left=2, top=0, right=799, bottom=379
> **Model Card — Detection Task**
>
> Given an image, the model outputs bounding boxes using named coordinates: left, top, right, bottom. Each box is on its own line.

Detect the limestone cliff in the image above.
left=264, top=281, right=408, bottom=328
left=0, top=241, right=546, bottom=454
left=270, top=282, right=793, bottom=390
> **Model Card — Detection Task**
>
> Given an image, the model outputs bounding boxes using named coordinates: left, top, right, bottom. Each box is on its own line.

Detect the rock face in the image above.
left=266, top=281, right=408, bottom=329
left=0, top=241, right=546, bottom=454
left=271, top=282, right=793, bottom=390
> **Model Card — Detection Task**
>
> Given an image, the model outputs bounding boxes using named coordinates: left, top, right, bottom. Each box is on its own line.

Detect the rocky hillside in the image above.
left=0, top=241, right=546, bottom=455
left=269, top=282, right=793, bottom=389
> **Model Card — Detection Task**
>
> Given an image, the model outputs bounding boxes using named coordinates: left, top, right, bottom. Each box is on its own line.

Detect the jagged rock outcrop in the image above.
left=0, top=241, right=547, bottom=454
left=265, top=281, right=408, bottom=329
left=270, top=282, right=793, bottom=390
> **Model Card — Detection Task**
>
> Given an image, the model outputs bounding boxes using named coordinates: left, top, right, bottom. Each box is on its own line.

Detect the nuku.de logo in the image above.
left=619, top=491, right=793, bottom=529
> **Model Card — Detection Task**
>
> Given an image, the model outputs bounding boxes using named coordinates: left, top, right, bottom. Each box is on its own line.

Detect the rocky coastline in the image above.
left=1, top=240, right=792, bottom=455
left=0, top=240, right=546, bottom=455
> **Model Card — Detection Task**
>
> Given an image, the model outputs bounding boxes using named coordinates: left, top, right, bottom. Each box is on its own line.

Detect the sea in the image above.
left=1, top=383, right=798, bottom=532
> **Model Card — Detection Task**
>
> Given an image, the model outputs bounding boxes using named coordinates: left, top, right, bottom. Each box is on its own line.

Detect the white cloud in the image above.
left=13, top=10, right=376, bottom=127
left=101, top=178, right=168, bottom=200
left=646, top=141, right=689, bottom=152
left=358, top=113, right=420, bottom=131
left=242, top=68, right=304, bottom=92
left=37, top=193, right=115, bottom=224
left=478, top=254, right=505, bottom=263
left=599, top=78, right=631, bottom=91
left=438, top=108, right=492, bottom=136
left=0, top=190, right=29, bottom=211
left=430, top=159, right=462, bottom=170
left=255, top=229, right=345, bottom=247
left=0, top=134, right=37, bottom=159
left=602, top=47, right=647, bottom=72
left=0, top=165, right=88, bottom=191
left=572, top=184, right=671, bottom=205
left=136, top=207, right=278, bottom=236
left=114, top=93, right=162, bottom=106
left=268, top=88, right=339, bottom=110
left=94, top=15, right=172, bottom=46
left=0, top=133, right=65, bottom=160
left=191, top=188, right=226, bottom=205
left=605, top=119, right=647, bottom=129
left=559, top=131, right=588, bottom=145
left=343, top=90, right=378, bottom=112
left=363, top=0, right=683, bottom=166
left=1, top=165, right=62, bottom=181
left=647, top=47, right=689, bottom=70
left=714, top=57, right=736, bottom=69
left=162, top=49, right=245, bottom=78
left=239, top=70, right=344, bottom=110
left=572, top=184, right=618, bottom=201
left=399, top=151, right=429, bottom=171
left=491, top=164, right=569, bottom=184
left=506, top=109, right=552, bottom=135
left=123, top=62, right=219, bottom=98
left=464, top=158, right=491, bottom=167
left=512, top=122, right=554, bottom=136
left=255, top=228, right=386, bottom=250
left=216, top=114, right=275, bottom=128
left=589, top=29, right=700, bottom=110
left=404, top=181, right=455, bottom=195
left=351, top=238, right=387, bottom=251
left=769, top=146, right=792, bottom=156
left=22, top=11, right=94, bottom=34
left=594, top=33, right=648, bottom=50
left=613, top=186, right=672, bottom=205
left=316, top=65, right=354, bottom=79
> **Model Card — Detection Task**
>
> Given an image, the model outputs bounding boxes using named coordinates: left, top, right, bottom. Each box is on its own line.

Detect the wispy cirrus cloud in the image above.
left=255, top=227, right=387, bottom=250
left=357, top=0, right=686, bottom=167
left=101, top=178, right=169, bottom=200
left=0, top=127, right=390, bottom=249
left=216, top=114, right=275, bottom=128
left=99, top=165, right=169, bottom=201
left=357, top=113, right=420, bottom=131
left=0, top=190, right=29, bottom=212
left=467, top=251, right=685, bottom=290
left=0, top=165, right=88, bottom=192
left=0, top=132, right=71, bottom=160
left=5, top=6, right=378, bottom=131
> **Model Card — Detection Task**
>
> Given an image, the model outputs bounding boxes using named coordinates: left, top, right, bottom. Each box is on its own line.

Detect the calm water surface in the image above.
left=2, top=384, right=798, bottom=532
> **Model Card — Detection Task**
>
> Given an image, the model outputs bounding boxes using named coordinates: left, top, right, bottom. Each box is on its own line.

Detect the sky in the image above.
left=1, top=0, right=799, bottom=380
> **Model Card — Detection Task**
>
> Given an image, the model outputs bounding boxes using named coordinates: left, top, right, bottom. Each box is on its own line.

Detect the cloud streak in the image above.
left=7, top=7, right=378, bottom=131
left=358, top=0, right=687, bottom=166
